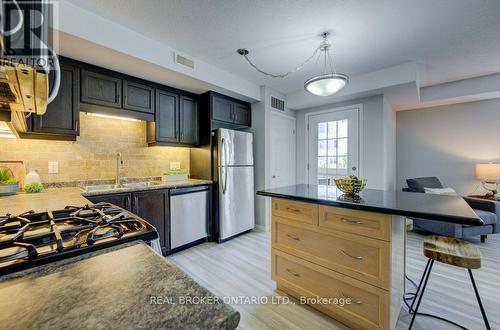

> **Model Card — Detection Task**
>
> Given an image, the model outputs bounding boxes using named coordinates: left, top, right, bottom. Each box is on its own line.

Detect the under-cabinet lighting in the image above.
left=0, top=122, right=16, bottom=139
left=86, top=112, right=141, bottom=122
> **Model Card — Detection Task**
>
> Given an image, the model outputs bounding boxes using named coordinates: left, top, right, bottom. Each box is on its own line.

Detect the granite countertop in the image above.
left=0, top=187, right=89, bottom=215
left=0, top=241, right=240, bottom=330
left=0, top=179, right=212, bottom=215
left=81, top=179, right=213, bottom=197
left=257, top=184, right=482, bottom=226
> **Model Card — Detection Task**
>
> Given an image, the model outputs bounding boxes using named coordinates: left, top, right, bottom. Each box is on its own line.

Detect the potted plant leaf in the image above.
left=0, top=167, right=19, bottom=196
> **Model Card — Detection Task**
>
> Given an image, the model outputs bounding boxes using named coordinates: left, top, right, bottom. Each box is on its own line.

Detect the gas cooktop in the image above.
left=0, top=202, right=159, bottom=275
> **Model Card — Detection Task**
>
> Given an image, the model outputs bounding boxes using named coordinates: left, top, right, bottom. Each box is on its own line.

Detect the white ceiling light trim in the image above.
left=237, top=32, right=349, bottom=97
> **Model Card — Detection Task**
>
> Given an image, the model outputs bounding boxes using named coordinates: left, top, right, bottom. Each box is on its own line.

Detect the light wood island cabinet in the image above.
left=271, top=198, right=405, bottom=330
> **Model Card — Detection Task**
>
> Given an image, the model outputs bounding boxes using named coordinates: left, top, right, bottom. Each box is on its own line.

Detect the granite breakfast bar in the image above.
left=257, top=184, right=481, bottom=330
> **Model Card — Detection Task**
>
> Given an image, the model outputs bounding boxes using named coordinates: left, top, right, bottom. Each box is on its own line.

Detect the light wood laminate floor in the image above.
left=168, top=230, right=500, bottom=329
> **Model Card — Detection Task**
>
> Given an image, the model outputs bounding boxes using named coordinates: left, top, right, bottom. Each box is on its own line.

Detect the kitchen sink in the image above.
left=83, top=184, right=121, bottom=192
left=83, top=181, right=163, bottom=192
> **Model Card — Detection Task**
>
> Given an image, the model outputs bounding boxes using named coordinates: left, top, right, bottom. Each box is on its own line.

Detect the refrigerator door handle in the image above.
left=221, top=138, right=228, bottom=194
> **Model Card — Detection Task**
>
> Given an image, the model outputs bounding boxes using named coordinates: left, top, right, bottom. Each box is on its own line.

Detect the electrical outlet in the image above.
left=170, top=162, right=181, bottom=171
left=48, top=161, right=59, bottom=174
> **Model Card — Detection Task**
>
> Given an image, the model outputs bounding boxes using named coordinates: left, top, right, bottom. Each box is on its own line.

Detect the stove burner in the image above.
left=0, top=203, right=154, bottom=273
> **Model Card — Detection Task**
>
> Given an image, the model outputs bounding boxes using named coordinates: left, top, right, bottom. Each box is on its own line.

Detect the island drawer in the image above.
left=272, top=218, right=390, bottom=289
left=319, top=206, right=391, bottom=241
left=272, top=249, right=389, bottom=330
left=272, top=198, right=318, bottom=226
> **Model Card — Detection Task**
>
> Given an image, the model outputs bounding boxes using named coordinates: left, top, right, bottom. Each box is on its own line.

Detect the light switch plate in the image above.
left=170, top=162, right=181, bottom=171
left=48, top=161, right=59, bottom=174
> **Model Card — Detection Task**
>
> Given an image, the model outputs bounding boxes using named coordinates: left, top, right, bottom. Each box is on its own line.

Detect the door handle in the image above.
left=286, top=269, right=301, bottom=277
left=341, top=218, right=363, bottom=225
left=340, top=291, right=363, bottom=304
left=286, top=234, right=300, bottom=241
left=220, top=138, right=228, bottom=194
left=352, top=166, right=357, bottom=171
left=340, top=250, right=363, bottom=261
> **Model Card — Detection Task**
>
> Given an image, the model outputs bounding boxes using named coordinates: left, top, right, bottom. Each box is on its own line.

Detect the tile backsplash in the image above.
left=0, top=113, right=190, bottom=183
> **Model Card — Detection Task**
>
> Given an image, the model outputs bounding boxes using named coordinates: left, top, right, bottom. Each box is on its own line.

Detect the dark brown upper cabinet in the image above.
left=201, top=92, right=251, bottom=128
left=147, top=89, right=199, bottom=147
left=22, top=58, right=80, bottom=141
left=155, top=89, right=179, bottom=143
left=81, top=70, right=122, bottom=108
left=233, top=102, right=251, bottom=126
left=123, top=80, right=155, bottom=114
left=180, top=95, right=199, bottom=145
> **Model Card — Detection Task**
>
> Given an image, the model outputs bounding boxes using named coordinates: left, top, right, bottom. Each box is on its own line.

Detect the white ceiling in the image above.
left=67, top=0, right=500, bottom=95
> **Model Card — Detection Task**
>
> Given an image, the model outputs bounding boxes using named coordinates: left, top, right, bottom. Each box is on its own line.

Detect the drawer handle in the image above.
left=287, top=207, right=301, bottom=213
left=286, top=234, right=301, bottom=241
left=341, top=218, right=363, bottom=225
left=341, top=291, right=363, bottom=305
left=286, top=269, right=301, bottom=277
left=340, top=250, right=363, bottom=261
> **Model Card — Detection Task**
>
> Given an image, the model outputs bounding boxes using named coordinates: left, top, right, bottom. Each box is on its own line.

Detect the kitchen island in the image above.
left=257, top=184, right=481, bottom=330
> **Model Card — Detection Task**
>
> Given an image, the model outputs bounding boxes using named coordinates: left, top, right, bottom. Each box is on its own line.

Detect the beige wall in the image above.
left=0, top=113, right=190, bottom=183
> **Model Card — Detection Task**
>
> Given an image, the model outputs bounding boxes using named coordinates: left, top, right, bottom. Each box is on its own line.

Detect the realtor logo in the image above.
left=1, top=0, right=59, bottom=70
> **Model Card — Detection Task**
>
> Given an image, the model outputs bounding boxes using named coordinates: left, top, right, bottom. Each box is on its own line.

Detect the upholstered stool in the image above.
left=409, top=235, right=490, bottom=329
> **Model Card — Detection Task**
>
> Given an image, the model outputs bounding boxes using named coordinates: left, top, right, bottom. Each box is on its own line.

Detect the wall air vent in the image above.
left=271, top=96, right=285, bottom=111
left=174, top=53, right=195, bottom=69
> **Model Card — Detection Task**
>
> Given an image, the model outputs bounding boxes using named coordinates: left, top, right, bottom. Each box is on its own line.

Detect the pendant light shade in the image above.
left=304, top=73, right=349, bottom=96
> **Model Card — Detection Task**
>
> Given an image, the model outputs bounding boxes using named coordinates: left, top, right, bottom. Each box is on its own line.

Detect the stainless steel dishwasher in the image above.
left=170, top=185, right=209, bottom=251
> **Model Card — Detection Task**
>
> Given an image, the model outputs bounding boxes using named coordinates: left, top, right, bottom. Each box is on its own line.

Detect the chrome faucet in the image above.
left=116, top=152, right=124, bottom=186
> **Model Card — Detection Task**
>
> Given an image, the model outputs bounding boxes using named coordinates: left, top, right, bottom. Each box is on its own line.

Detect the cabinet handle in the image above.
left=340, top=250, right=363, bottom=261
left=341, top=218, right=363, bottom=225
left=286, top=207, right=301, bottom=213
left=286, top=269, right=301, bottom=277
left=340, top=291, right=363, bottom=304
left=74, top=120, right=79, bottom=131
left=286, top=234, right=300, bottom=241
left=123, top=94, right=127, bottom=105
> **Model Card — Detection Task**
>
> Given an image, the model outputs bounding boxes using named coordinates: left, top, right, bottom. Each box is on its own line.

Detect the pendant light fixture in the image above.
left=237, top=32, right=348, bottom=97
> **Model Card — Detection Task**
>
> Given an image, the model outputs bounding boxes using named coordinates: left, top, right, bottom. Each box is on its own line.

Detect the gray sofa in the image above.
left=403, top=177, right=499, bottom=242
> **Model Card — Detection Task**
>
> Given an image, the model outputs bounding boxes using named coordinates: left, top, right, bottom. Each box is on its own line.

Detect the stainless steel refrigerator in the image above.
left=213, top=128, right=255, bottom=242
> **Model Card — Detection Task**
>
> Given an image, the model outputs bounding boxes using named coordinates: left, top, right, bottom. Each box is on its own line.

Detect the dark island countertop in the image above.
left=0, top=241, right=239, bottom=330
left=257, top=184, right=482, bottom=226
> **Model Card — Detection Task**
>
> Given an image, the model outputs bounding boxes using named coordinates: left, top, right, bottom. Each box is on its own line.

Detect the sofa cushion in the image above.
left=407, top=177, right=444, bottom=193
left=471, top=209, right=497, bottom=226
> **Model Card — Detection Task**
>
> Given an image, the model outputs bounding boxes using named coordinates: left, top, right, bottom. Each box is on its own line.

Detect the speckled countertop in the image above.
left=0, top=179, right=212, bottom=215
left=81, top=179, right=213, bottom=197
left=0, top=241, right=240, bottom=330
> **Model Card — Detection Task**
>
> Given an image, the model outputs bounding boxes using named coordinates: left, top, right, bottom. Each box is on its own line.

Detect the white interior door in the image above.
left=270, top=112, right=296, bottom=188
left=307, top=107, right=359, bottom=185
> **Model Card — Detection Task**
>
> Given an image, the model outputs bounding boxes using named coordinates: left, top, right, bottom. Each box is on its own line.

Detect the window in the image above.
left=317, top=119, right=348, bottom=185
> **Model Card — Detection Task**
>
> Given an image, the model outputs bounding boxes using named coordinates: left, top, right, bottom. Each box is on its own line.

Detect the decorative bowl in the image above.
left=334, top=177, right=367, bottom=195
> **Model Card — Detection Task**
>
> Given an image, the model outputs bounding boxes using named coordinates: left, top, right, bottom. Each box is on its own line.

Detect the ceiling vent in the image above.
left=271, top=96, right=285, bottom=111
left=174, top=52, right=195, bottom=70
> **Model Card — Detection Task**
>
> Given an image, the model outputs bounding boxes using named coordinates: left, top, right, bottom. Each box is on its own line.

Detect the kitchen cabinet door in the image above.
left=123, top=80, right=155, bottom=114
left=32, top=63, right=80, bottom=135
left=85, top=193, right=132, bottom=211
left=180, top=95, right=199, bottom=145
left=212, top=96, right=234, bottom=123
left=233, top=102, right=251, bottom=126
left=132, top=190, right=169, bottom=251
left=156, top=89, right=179, bottom=143
left=81, top=70, right=122, bottom=108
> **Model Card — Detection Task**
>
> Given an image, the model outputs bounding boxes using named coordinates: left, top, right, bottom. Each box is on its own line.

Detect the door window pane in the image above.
left=328, top=157, right=337, bottom=169
left=338, top=156, right=347, bottom=169
left=318, top=140, right=327, bottom=156
left=327, top=140, right=337, bottom=155
left=338, top=138, right=348, bottom=155
left=318, top=122, right=327, bottom=139
left=318, top=157, right=327, bottom=169
left=328, top=121, right=337, bottom=138
left=338, top=119, right=348, bottom=138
